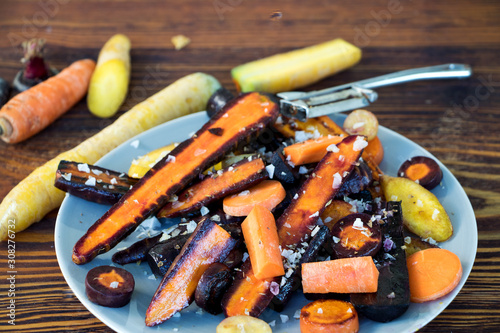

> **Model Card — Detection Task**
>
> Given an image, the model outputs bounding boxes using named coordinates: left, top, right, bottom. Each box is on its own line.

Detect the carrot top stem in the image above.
left=21, top=38, right=50, bottom=80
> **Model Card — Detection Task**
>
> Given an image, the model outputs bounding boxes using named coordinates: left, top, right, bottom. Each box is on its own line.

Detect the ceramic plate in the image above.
left=55, top=111, right=477, bottom=333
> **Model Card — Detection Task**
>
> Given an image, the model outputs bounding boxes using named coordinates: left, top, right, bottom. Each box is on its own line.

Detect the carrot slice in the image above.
left=241, top=205, right=284, bottom=280
left=406, top=248, right=463, bottom=303
left=222, top=180, right=286, bottom=216
left=302, top=256, right=379, bottom=294
left=363, top=136, right=384, bottom=166
left=283, top=135, right=344, bottom=165
left=320, top=199, right=355, bottom=231
left=300, top=299, right=359, bottom=333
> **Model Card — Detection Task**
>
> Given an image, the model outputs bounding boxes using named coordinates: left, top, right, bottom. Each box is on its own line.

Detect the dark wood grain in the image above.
left=1, top=0, right=499, bottom=332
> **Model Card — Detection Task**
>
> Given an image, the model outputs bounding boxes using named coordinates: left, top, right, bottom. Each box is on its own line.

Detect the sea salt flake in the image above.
left=352, top=218, right=365, bottom=230
left=293, top=193, right=299, bottom=200
left=309, top=211, right=319, bottom=218
left=238, top=190, right=250, bottom=197
left=280, top=314, right=289, bottom=323
left=109, top=281, right=119, bottom=288
left=130, top=140, right=140, bottom=148
left=324, top=217, right=333, bottom=223
left=317, top=308, right=323, bottom=314
left=110, top=177, right=117, bottom=185
left=242, top=252, right=249, bottom=262
left=61, top=173, right=72, bottom=181
left=327, top=144, right=339, bottom=153
left=284, top=223, right=291, bottom=228
left=404, top=236, right=411, bottom=244
left=166, top=155, right=176, bottom=163
left=298, top=166, right=308, bottom=174
left=347, top=308, right=352, bottom=313
left=387, top=291, right=396, bottom=299
left=311, top=225, right=320, bottom=237
left=270, top=281, right=280, bottom=295
left=353, top=136, right=368, bottom=151
left=85, top=176, right=96, bottom=186
left=200, top=206, right=210, bottom=216
left=91, top=169, right=103, bottom=176
left=332, top=172, right=342, bottom=189
left=266, top=164, right=275, bottom=179
left=294, top=309, right=301, bottom=319
left=432, top=208, right=440, bottom=220
left=332, top=236, right=341, bottom=243
left=77, top=163, right=90, bottom=173
left=186, top=220, right=197, bottom=233
left=268, top=320, right=276, bottom=327
left=173, top=312, right=181, bottom=318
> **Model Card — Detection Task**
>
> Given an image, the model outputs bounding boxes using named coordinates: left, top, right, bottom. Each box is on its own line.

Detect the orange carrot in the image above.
left=300, top=299, right=359, bottom=333
left=320, top=199, right=355, bottom=231
left=363, top=136, right=384, bottom=166
left=407, top=248, right=462, bottom=303
left=241, top=205, right=284, bottom=280
left=302, top=256, right=379, bottom=294
left=0, top=59, right=96, bottom=143
left=284, top=135, right=344, bottom=165
left=222, top=180, right=286, bottom=216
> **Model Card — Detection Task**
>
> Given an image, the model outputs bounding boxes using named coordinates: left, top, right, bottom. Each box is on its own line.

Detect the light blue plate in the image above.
left=55, top=112, right=477, bottom=333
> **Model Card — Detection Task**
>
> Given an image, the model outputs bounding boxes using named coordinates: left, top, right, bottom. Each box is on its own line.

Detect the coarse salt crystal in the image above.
left=317, top=308, right=323, bottom=314
left=268, top=320, right=276, bottom=327
left=280, top=314, right=289, bottom=323
left=294, top=309, right=301, bottom=319
left=416, top=199, right=423, bottom=207
left=148, top=274, right=156, bottom=280
left=91, top=169, right=103, bottom=176
left=352, top=218, right=365, bottom=230
left=298, top=166, right=308, bottom=174
left=166, top=155, right=176, bottom=163
left=311, top=225, right=320, bottom=237
left=327, top=144, right=339, bottom=153
left=347, top=308, right=352, bottom=313
left=85, top=176, right=96, bottom=186
left=404, top=236, right=412, bottom=244
left=293, top=193, right=299, bottom=200
left=77, top=163, right=90, bottom=173
left=332, top=172, right=342, bottom=189
left=186, top=220, right=197, bottom=233
left=200, top=206, right=209, bottom=216
left=109, top=281, right=119, bottom=288
left=130, top=140, right=140, bottom=148
left=333, top=236, right=341, bottom=243
left=173, top=312, right=181, bottom=318
left=309, top=211, right=319, bottom=218
left=242, top=252, right=249, bottom=262
left=353, top=136, right=368, bottom=151
left=110, top=178, right=117, bottom=185
left=61, top=173, right=72, bottom=181
left=324, top=216, right=332, bottom=223
left=432, top=208, right=439, bottom=220
left=266, top=164, right=275, bottom=179
left=284, top=223, right=291, bottom=228
left=238, top=190, right=250, bottom=197
left=270, top=281, right=280, bottom=295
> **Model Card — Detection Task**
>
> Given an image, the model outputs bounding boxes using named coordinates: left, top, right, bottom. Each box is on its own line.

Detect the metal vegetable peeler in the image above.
left=277, top=63, right=472, bottom=121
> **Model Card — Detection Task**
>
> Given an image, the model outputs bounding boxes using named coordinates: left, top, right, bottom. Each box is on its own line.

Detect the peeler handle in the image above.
left=295, top=63, right=472, bottom=100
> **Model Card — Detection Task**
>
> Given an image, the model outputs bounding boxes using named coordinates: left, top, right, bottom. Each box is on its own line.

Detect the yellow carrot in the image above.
left=87, top=34, right=131, bottom=118
left=232, top=38, right=361, bottom=93
left=0, top=72, right=221, bottom=240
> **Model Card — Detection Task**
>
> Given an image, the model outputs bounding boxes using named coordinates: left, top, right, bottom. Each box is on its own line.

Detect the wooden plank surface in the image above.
left=0, top=0, right=499, bottom=332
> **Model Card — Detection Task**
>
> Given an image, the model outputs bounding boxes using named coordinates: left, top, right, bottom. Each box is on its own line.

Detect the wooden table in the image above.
left=1, top=0, right=499, bottom=332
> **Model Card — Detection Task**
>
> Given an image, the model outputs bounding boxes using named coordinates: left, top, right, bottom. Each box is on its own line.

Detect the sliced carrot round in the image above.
left=407, top=248, right=463, bottom=303
left=222, top=180, right=286, bottom=216
left=300, top=299, right=359, bottom=333
left=363, top=136, right=384, bottom=166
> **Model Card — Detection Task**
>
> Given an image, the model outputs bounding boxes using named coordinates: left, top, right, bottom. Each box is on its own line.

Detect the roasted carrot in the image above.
left=320, top=199, right=355, bottom=231
left=300, top=299, right=359, bottom=333
left=241, top=205, right=284, bottom=280
left=72, top=92, right=278, bottom=264
left=0, top=59, right=95, bottom=144
left=363, top=136, right=384, bottom=166
left=283, top=135, right=344, bottom=165
left=0, top=72, right=220, bottom=241
left=407, top=248, right=462, bottom=303
left=157, top=157, right=267, bottom=218
left=145, top=218, right=238, bottom=326
left=302, top=256, right=379, bottom=294
left=223, top=180, right=286, bottom=217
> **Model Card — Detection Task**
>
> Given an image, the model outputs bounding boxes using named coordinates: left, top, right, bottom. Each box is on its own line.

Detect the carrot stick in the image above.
left=241, top=205, right=284, bottom=280
left=300, top=299, right=359, bottom=333
left=222, top=180, right=286, bottom=216
left=0, top=59, right=96, bottom=144
left=363, top=136, right=384, bottom=166
left=283, top=135, right=344, bottom=166
left=302, top=256, right=379, bottom=294
left=407, top=248, right=463, bottom=303
left=0, top=72, right=220, bottom=241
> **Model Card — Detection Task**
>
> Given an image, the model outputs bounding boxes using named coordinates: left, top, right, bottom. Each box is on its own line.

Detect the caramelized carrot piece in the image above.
left=72, top=92, right=278, bottom=264
left=363, top=136, right=384, bottom=166
left=320, top=199, right=355, bottom=231
left=221, top=135, right=366, bottom=317
left=302, top=256, right=379, bottom=294
left=283, top=135, right=344, bottom=165
left=157, top=157, right=267, bottom=218
left=145, top=218, right=238, bottom=326
left=222, top=180, right=286, bottom=217
left=300, top=299, right=359, bottom=333
left=241, top=205, right=284, bottom=280
left=407, top=248, right=462, bottom=303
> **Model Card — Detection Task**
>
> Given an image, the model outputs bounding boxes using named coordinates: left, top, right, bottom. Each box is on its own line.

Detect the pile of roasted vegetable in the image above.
left=56, top=87, right=461, bottom=332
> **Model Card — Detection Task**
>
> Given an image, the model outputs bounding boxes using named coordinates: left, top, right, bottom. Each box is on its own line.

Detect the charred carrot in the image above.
left=145, top=218, right=238, bottom=326
left=300, top=299, right=359, bottom=333
left=0, top=72, right=220, bottom=241
left=72, top=92, right=279, bottom=264
left=283, top=135, right=344, bottom=166
left=157, top=157, right=267, bottom=218
left=221, top=135, right=366, bottom=317
left=0, top=59, right=95, bottom=144
left=222, top=180, right=286, bottom=217
left=241, top=205, right=284, bottom=280
left=302, top=256, right=379, bottom=294
left=407, top=248, right=462, bottom=303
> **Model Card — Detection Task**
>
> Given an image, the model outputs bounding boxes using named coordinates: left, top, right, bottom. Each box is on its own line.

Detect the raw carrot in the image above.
left=87, top=34, right=131, bottom=118
left=0, top=72, right=220, bottom=241
left=406, top=248, right=463, bottom=303
left=300, top=299, right=359, bottom=333
left=283, top=135, right=344, bottom=166
left=363, top=136, right=384, bottom=166
left=241, top=205, right=284, bottom=280
left=222, top=180, right=286, bottom=216
left=302, top=256, right=379, bottom=294
left=0, top=59, right=96, bottom=144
